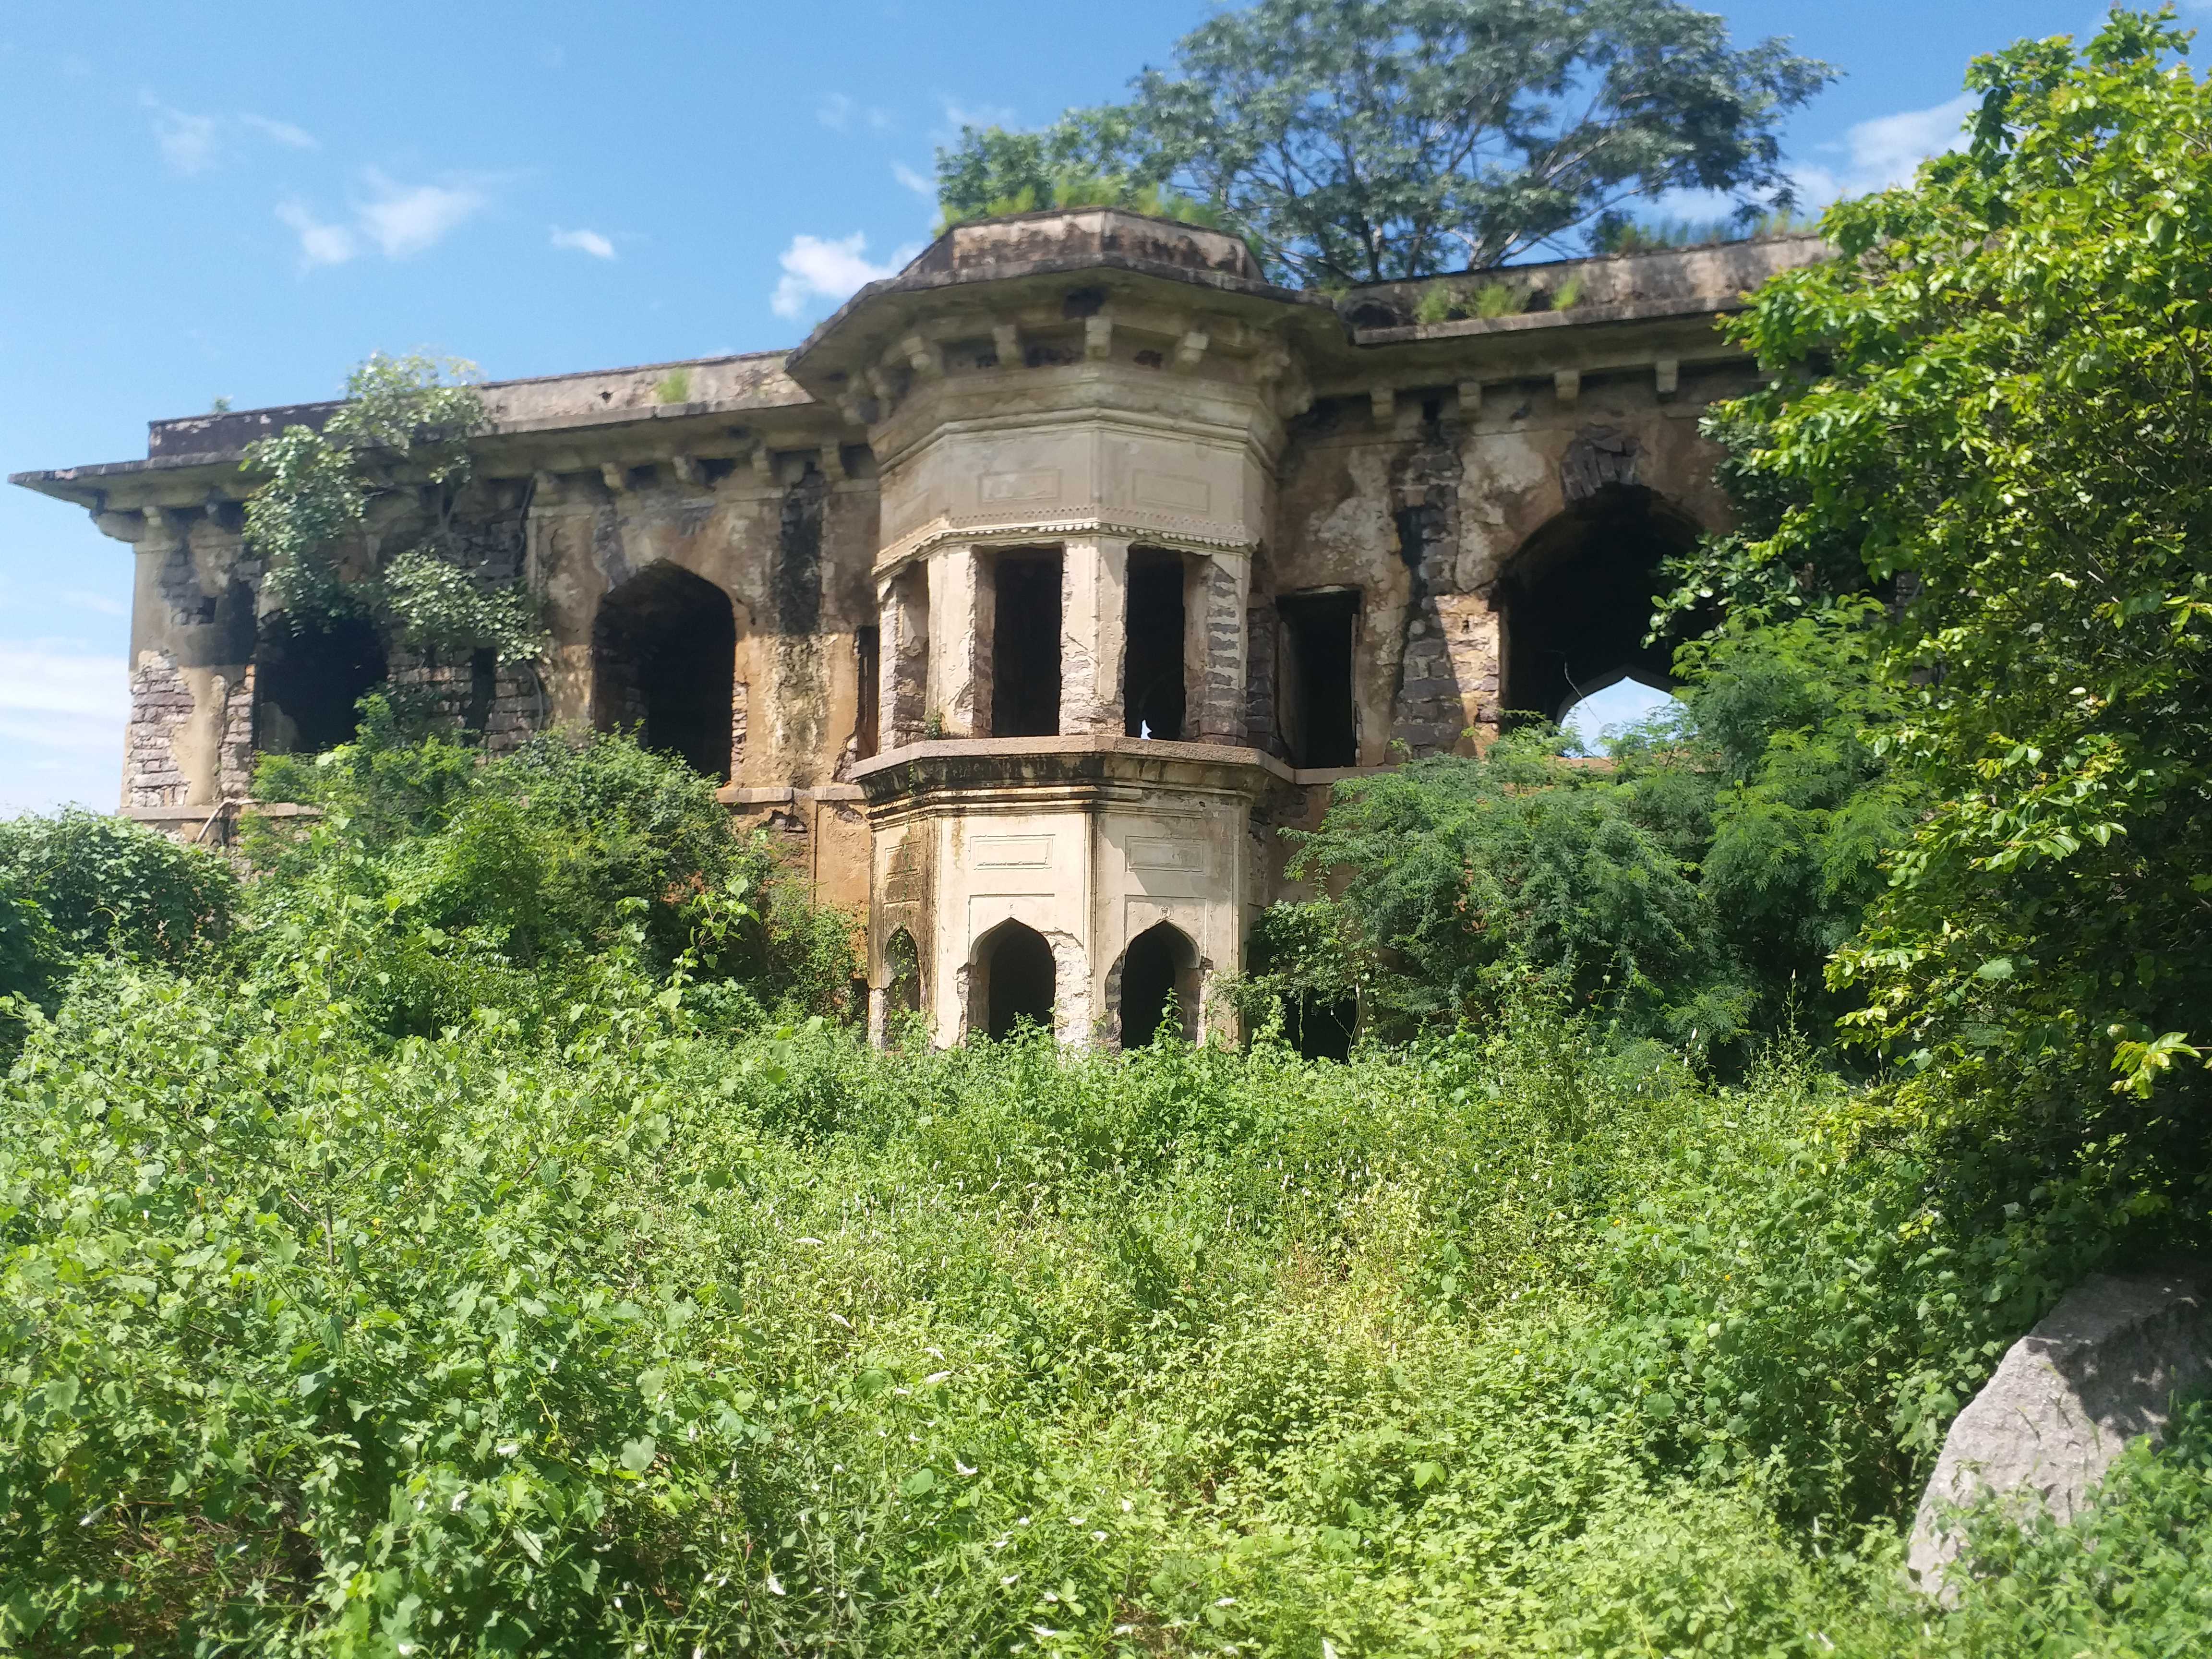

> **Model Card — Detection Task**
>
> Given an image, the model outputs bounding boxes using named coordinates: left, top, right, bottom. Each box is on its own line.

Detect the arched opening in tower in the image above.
left=593, top=563, right=737, bottom=780
left=1495, top=486, right=1698, bottom=724
left=255, top=612, right=387, bottom=755
left=975, top=920, right=1056, bottom=1039
left=1118, top=921, right=1199, bottom=1048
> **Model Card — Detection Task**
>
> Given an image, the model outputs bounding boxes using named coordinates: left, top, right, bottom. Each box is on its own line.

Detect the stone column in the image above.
left=1191, top=551, right=1251, bottom=744
left=926, top=546, right=991, bottom=738
left=1059, top=535, right=1129, bottom=736
left=878, top=564, right=930, bottom=748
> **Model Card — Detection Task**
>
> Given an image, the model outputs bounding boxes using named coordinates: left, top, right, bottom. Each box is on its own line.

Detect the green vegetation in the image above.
left=243, top=353, right=542, bottom=669
left=653, top=369, right=693, bottom=406
left=8, top=10, right=2212, bottom=1655
left=1675, top=9, right=2212, bottom=1140
left=1237, top=603, right=1913, bottom=1066
left=935, top=0, right=1829, bottom=282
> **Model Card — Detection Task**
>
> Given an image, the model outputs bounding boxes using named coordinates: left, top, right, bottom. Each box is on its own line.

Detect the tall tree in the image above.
left=937, top=0, right=1830, bottom=284
left=1689, top=12, right=2212, bottom=1128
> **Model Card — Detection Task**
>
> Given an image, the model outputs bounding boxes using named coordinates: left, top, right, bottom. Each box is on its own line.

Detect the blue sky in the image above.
left=0, top=0, right=2112, bottom=810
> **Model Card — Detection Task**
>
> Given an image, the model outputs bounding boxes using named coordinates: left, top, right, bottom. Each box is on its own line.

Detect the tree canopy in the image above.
left=1681, top=11, right=2212, bottom=1130
left=936, top=0, right=1831, bottom=283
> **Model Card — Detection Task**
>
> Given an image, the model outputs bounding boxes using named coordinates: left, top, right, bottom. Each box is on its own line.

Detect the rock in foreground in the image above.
left=1909, top=1260, right=2212, bottom=1595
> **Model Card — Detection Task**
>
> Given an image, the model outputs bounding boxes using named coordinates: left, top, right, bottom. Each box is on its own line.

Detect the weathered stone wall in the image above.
left=1266, top=361, right=1753, bottom=760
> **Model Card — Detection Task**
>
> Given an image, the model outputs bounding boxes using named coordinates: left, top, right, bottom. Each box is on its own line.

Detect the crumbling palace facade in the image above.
left=13, top=210, right=1823, bottom=1048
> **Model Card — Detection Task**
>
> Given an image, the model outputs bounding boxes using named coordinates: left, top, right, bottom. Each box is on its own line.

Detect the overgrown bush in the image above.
left=0, top=962, right=2182, bottom=1654
left=0, top=808, right=234, bottom=968
left=1240, top=604, right=1913, bottom=1064
left=244, top=717, right=857, bottom=1036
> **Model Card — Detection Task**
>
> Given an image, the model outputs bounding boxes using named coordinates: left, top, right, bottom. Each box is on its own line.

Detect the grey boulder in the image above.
left=1907, top=1260, right=2211, bottom=1597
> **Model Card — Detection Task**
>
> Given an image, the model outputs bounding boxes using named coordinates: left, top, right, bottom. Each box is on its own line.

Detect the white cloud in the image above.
left=892, top=160, right=934, bottom=197
left=551, top=226, right=616, bottom=260
left=941, top=96, right=1019, bottom=134
left=770, top=231, right=917, bottom=320
left=0, top=648, right=125, bottom=722
left=1798, top=91, right=1977, bottom=204
left=0, top=647, right=128, bottom=813
left=239, top=113, right=317, bottom=150
left=277, top=200, right=359, bottom=266
left=144, top=96, right=219, bottom=175
left=819, top=92, right=893, bottom=133
left=144, top=98, right=318, bottom=173
left=354, top=170, right=487, bottom=258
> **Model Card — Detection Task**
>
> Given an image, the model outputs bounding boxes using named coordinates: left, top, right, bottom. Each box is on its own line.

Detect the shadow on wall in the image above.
left=593, top=562, right=737, bottom=781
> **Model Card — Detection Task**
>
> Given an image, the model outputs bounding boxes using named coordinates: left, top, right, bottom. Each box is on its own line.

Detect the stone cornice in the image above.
left=873, top=511, right=1258, bottom=578
left=854, top=734, right=1292, bottom=821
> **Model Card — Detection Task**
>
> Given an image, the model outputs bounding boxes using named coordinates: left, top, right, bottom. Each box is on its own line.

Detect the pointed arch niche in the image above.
left=1114, top=922, right=1200, bottom=1048
left=592, top=562, right=737, bottom=780
left=1495, top=485, right=1700, bottom=724
left=972, top=919, right=1057, bottom=1040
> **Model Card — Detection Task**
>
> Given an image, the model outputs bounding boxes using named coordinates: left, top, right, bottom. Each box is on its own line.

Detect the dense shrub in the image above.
left=245, top=716, right=857, bottom=1035
left=1243, top=605, right=1913, bottom=1064
left=0, top=809, right=234, bottom=968
left=0, top=959, right=2182, bottom=1656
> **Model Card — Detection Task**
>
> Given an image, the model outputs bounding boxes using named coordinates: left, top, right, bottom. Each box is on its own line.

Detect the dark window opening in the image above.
left=991, top=552, right=1062, bottom=738
left=978, top=921, right=1056, bottom=1039
left=855, top=625, right=881, bottom=760
left=255, top=613, right=387, bottom=756
left=1499, top=485, right=1695, bottom=722
left=885, top=926, right=921, bottom=1017
left=1276, top=590, right=1359, bottom=768
left=1286, top=994, right=1357, bottom=1062
left=463, top=648, right=497, bottom=739
left=593, top=562, right=737, bottom=781
left=1119, top=923, right=1198, bottom=1048
left=1124, top=550, right=1187, bottom=739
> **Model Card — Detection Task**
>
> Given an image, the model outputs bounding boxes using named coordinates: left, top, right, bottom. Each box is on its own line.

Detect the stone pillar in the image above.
left=927, top=546, right=991, bottom=738
left=1059, top=535, right=1129, bottom=736
left=1192, top=552, right=1251, bottom=744
left=879, top=565, right=930, bottom=748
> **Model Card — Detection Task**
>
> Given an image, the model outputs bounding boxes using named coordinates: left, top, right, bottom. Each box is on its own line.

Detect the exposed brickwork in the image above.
left=1197, top=558, right=1246, bottom=743
left=217, top=667, right=256, bottom=800
left=1243, top=601, right=1277, bottom=754
left=125, top=653, right=192, bottom=809
left=1388, top=422, right=1471, bottom=755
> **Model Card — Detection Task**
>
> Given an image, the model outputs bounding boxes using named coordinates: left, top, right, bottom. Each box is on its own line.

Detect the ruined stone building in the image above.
left=12, top=209, right=1823, bottom=1049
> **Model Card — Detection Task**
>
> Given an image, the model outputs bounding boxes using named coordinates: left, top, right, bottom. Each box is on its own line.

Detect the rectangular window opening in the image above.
left=1277, top=590, right=1359, bottom=768
left=1124, top=549, right=1187, bottom=740
left=855, top=625, right=880, bottom=759
left=991, top=549, right=1062, bottom=737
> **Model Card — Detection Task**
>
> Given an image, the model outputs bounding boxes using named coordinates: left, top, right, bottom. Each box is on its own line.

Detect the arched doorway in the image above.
left=974, top=920, right=1056, bottom=1039
left=1496, top=486, right=1698, bottom=724
left=593, top=563, right=737, bottom=780
left=255, top=612, right=387, bottom=755
left=1117, top=922, right=1199, bottom=1048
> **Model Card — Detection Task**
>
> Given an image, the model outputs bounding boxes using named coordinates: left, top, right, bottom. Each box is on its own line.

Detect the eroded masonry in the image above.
left=12, top=209, right=1825, bottom=1048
